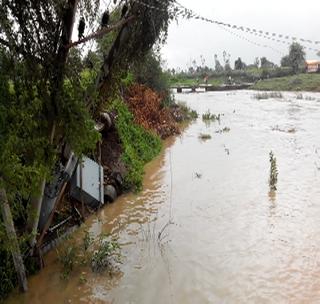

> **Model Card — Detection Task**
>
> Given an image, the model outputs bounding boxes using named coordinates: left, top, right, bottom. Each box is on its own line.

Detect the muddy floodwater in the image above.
left=6, top=90, right=320, bottom=304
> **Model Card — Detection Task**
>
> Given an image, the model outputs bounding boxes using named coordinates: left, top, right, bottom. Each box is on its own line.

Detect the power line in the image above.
left=219, top=25, right=285, bottom=56
left=174, top=0, right=320, bottom=52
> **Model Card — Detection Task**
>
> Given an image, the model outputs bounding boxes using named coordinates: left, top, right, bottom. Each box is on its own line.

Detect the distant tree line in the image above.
left=168, top=42, right=307, bottom=80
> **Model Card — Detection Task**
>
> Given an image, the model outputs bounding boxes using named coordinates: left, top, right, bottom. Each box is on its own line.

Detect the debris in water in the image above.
left=194, top=172, right=202, bottom=179
left=215, top=127, right=231, bottom=134
left=199, top=133, right=212, bottom=141
left=271, top=125, right=296, bottom=133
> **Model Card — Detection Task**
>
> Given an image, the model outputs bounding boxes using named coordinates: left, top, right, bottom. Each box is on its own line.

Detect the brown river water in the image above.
left=6, top=90, right=320, bottom=304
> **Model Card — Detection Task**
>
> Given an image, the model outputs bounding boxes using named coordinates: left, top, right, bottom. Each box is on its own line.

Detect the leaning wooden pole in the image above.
left=0, top=182, right=28, bottom=292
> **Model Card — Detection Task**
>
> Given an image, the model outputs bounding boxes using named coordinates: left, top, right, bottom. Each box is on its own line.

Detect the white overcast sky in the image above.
left=161, top=0, right=320, bottom=70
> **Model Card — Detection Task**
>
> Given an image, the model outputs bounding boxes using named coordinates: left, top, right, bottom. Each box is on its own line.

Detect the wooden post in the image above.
left=0, top=183, right=28, bottom=292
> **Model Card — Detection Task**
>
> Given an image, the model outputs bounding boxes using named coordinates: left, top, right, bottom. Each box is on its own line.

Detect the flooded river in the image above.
left=6, top=90, right=320, bottom=303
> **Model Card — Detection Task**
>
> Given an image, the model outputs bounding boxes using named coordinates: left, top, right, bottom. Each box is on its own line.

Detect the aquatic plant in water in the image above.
left=253, top=92, right=283, bottom=100
left=269, top=151, right=278, bottom=191
left=199, top=133, right=212, bottom=140
left=202, top=110, right=221, bottom=122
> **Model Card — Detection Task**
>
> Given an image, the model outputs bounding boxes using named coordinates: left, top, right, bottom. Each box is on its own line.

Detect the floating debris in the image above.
left=199, top=133, right=212, bottom=140
left=272, top=125, right=296, bottom=133
left=194, top=172, right=202, bottom=179
left=215, top=127, right=231, bottom=134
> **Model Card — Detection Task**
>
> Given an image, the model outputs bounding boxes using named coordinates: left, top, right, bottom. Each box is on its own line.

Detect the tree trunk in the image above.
left=0, top=183, right=28, bottom=292
left=27, top=0, right=78, bottom=252
left=27, top=179, right=46, bottom=248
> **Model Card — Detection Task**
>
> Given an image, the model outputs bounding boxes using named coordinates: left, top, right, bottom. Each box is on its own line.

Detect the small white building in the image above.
left=305, top=60, right=320, bottom=73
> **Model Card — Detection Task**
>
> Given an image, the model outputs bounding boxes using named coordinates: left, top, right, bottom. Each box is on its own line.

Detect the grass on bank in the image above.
left=109, top=99, right=162, bottom=191
left=251, top=73, right=320, bottom=92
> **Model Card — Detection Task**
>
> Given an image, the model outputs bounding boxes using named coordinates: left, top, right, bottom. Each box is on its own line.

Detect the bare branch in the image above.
left=66, top=16, right=135, bottom=49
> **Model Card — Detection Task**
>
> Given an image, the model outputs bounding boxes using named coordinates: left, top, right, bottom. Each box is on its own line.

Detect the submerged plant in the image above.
left=269, top=151, right=278, bottom=191
left=199, top=133, right=212, bottom=140
left=56, top=244, right=78, bottom=279
left=253, top=92, right=283, bottom=100
left=82, top=229, right=93, bottom=252
left=91, top=235, right=121, bottom=273
left=215, top=127, right=230, bottom=134
left=202, top=110, right=221, bottom=122
left=56, top=233, right=120, bottom=279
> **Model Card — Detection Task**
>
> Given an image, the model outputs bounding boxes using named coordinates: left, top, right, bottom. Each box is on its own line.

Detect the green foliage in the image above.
left=0, top=48, right=99, bottom=297
left=121, top=72, right=135, bottom=88
left=0, top=52, right=52, bottom=198
left=269, top=151, right=278, bottom=191
left=83, top=50, right=102, bottom=71
left=280, top=55, right=291, bottom=67
left=91, top=235, right=120, bottom=273
left=260, top=57, right=275, bottom=69
left=59, top=79, right=101, bottom=156
left=57, top=244, right=78, bottom=279
left=56, top=232, right=120, bottom=279
left=0, top=0, right=174, bottom=298
left=109, top=100, right=162, bottom=191
left=131, top=50, right=174, bottom=106
left=131, top=50, right=168, bottom=92
left=0, top=242, right=17, bottom=302
left=82, top=229, right=93, bottom=252
left=288, top=42, right=305, bottom=74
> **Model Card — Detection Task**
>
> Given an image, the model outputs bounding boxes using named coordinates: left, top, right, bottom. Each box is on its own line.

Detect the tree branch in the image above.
left=66, top=16, right=135, bottom=49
